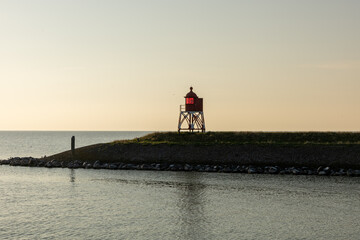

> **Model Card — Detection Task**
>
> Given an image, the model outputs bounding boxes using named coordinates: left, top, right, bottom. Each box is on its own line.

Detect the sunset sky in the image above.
left=1, top=0, right=359, bottom=131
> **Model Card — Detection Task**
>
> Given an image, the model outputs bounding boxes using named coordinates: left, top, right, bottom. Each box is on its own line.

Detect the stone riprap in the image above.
left=1, top=157, right=359, bottom=177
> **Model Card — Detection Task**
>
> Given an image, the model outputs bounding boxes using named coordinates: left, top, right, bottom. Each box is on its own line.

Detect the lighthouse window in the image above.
left=186, top=98, right=194, bottom=104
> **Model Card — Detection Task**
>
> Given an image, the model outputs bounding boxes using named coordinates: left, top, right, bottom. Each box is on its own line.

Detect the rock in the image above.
left=197, top=165, right=205, bottom=172
left=176, top=164, right=184, bottom=171
left=184, top=164, right=193, bottom=171
left=170, top=164, right=181, bottom=171
left=160, top=163, right=168, bottom=170
left=222, top=166, right=233, bottom=173
left=150, top=163, right=157, bottom=170
left=139, top=164, right=151, bottom=170
left=268, top=166, right=279, bottom=174
left=125, top=164, right=138, bottom=170
left=45, top=162, right=53, bottom=168
left=0, top=159, right=10, bottom=165
left=51, top=160, right=61, bottom=168
left=292, top=168, right=301, bottom=175
left=109, top=164, right=117, bottom=169
left=347, top=169, right=354, bottom=176
left=332, top=171, right=341, bottom=176
left=194, top=165, right=202, bottom=171
left=282, top=168, right=291, bottom=174
left=117, top=163, right=125, bottom=169
left=66, top=161, right=81, bottom=168
left=306, top=170, right=315, bottom=175
left=168, top=164, right=176, bottom=171
left=67, top=161, right=81, bottom=169
left=93, top=161, right=102, bottom=169
left=9, top=158, right=19, bottom=166
left=318, top=171, right=327, bottom=176
left=323, top=167, right=331, bottom=174
left=37, top=161, right=45, bottom=167
left=102, top=163, right=109, bottom=169
left=213, top=165, right=222, bottom=172
left=247, top=167, right=257, bottom=174
left=119, top=163, right=128, bottom=169
left=232, top=165, right=241, bottom=173
left=20, top=158, right=30, bottom=166
left=154, top=163, right=162, bottom=171
left=29, top=159, right=38, bottom=167
left=205, top=165, right=215, bottom=172
left=73, top=160, right=82, bottom=168
left=236, top=165, right=246, bottom=173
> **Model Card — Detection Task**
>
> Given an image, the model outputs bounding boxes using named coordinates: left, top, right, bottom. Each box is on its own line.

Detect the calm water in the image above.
left=1, top=131, right=359, bottom=239
left=0, top=166, right=359, bottom=240
left=0, top=131, right=151, bottom=159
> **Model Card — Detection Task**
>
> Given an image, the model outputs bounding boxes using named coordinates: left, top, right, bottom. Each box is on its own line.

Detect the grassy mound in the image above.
left=45, top=131, right=360, bottom=167
left=113, top=131, right=360, bottom=145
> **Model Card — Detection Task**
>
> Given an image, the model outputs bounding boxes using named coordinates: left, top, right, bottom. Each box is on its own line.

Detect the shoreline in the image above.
left=2, top=132, right=360, bottom=176
left=1, top=157, right=359, bottom=177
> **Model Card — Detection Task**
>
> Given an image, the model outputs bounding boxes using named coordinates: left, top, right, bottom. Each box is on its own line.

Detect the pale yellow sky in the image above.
left=0, top=0, right=359, bottom=131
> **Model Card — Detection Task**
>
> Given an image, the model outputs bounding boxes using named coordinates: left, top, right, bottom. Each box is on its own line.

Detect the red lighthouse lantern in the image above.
left=178, top=87, right=205, bottom=132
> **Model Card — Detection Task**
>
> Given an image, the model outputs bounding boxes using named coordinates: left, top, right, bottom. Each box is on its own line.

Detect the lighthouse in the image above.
left=178, top=87, right=205, bottom=132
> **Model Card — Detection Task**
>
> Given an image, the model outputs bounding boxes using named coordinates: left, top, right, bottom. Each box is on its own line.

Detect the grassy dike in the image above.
left=45, top=132, right=360, bottom=168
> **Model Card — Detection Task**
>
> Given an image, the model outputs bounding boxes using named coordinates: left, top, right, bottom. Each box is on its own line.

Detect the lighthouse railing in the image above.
left=180, top=105, right=185, bottom=112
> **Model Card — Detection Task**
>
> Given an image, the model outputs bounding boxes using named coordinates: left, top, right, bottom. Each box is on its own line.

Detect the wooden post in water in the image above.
left=71, top=136, right=75, bottom=157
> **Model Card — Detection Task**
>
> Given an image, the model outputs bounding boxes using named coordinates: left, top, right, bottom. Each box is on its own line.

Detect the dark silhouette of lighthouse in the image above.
left=178, top=87, right=205, bottom=132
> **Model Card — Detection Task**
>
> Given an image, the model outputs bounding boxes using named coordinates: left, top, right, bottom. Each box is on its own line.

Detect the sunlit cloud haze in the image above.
left=1, top=0, right=359, bottom=131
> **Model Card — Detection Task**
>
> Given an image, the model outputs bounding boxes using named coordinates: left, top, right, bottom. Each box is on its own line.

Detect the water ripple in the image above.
left=0, top=166, right=359, bottom=240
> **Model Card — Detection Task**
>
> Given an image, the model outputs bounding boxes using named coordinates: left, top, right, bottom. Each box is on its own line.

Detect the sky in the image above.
left=0, top=0, right=359, bottom=131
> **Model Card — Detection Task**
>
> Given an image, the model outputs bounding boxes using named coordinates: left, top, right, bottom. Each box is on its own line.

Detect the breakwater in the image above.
left=58, top=143, right=360, bottom=168
left=2, top=132, right=360, bottom=176
left=1, top=155, right=359, bottom=177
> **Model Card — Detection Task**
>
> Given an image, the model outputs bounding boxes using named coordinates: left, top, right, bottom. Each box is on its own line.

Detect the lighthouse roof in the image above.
left=185, top=87, right=198, bottom=98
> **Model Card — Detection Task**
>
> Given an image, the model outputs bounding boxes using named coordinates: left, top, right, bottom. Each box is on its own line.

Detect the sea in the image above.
left=0, top=131, right=359, bottom=240
left=0, top=131, right=152, bottom=159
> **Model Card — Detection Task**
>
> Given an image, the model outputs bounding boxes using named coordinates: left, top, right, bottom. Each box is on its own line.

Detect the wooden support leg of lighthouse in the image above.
left=200, top=112, right=205, bottom=132
left=178, top=111, right=190, bottom=132
left=190, top=113, right=193, bottom=132
left=178, top=111, right=189, bottom=132
left=194, top=112, right=205, bottom=132
left=178, top=111, right=182, bottom=133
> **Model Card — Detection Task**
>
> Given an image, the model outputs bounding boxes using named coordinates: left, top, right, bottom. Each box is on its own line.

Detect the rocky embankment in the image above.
left=1, top=156, right=359, bottom=177
left=2, top=132, right=360, bottom=176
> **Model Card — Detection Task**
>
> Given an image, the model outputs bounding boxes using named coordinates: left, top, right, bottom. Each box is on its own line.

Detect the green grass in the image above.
left=112, top=131, right=360, bottom=145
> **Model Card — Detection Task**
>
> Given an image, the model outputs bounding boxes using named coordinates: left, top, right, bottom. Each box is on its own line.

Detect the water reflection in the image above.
left=92, top=172, right=208, bottom=238
left=176, top=172, right=207, bottom=240
left=69, top=169, right=75, bottom=183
